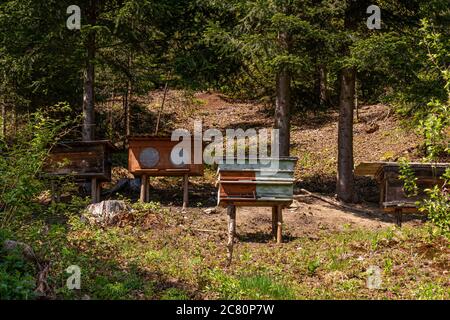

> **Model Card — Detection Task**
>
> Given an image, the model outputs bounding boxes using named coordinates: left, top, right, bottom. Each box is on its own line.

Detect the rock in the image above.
left=2, top=240, right=37, bottom=262
left=85, top=200, right=131, bottom=226
left=203, top=207, right=217, bottom=214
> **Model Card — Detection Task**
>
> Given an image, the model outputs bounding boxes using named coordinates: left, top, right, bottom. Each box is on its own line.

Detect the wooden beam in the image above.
left=276, top=205, right=283, bottom=244
left=272, top=206, right=277, bottom=239
left=140, top=175, right=148, bottom=203
left=91, top=178, right=98, bottom=203
left=96, top=181, right=101, bottom=203
left=395, top=208, right=403, bottom=227
left=182, top=174, right=189, bottom=210
left=226, top=205, right=236, bottom=266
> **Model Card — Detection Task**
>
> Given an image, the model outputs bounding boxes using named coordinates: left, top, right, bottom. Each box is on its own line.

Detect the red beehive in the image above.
left=127, top=136, right=204, bottom=205
left=128, top=136, right=203, bottom=176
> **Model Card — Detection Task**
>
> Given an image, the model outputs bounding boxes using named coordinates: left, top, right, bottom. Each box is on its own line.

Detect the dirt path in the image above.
left=178, top=195, right=424, bottom=244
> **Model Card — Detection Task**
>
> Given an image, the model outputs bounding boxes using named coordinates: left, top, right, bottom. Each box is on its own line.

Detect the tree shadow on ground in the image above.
left=236, top=232, right=298, bottom=244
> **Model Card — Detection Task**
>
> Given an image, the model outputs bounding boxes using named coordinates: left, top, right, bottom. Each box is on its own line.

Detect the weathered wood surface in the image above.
left=217, top=157, right=297, bottom=207
left=44, top=140, right=116, bottom=181
left=182, top=174, right=189, bottom=210
left=128, top=136, right=204, bottom=176
left=355, top=161, right=449, bottom=217
left=226, top=205, right=236, bottom=266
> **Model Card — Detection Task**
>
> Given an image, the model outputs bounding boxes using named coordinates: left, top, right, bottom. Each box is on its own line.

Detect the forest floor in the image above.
left=6, top=91, right=449, bottom=300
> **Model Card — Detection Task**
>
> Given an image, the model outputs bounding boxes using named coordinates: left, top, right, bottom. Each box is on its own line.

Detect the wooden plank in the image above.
left=91, top=178, right=98, bottom=203
left=140, top=175, right=148, bottom=203
left=128, top=137, right=204, bottom=176
left=226, top=205, right=236, bottom=266
left=272, top=207, right=277, bottom=239
left=276, top=206, right=283, bottom=244
left=182, top=174, right=189, bottom=210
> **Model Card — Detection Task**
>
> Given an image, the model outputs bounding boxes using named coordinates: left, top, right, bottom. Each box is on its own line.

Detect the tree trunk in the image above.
left=336, top=0, right=364, bottom=203
left=274, top=32, right=291, bottom=157
left=318, top=63, right=328, bottom=107
left=337, top=67, right=356, bottom=202
left=1, top=102, right=5, bottom=139
left=125, top=54, right=132, bottom=139
left=126, top=79, right=131, bottom=137
left=82, top=1, right=97, bottom=141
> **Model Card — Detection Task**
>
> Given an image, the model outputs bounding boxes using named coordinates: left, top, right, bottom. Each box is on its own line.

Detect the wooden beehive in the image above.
left=128, top=136, right=204, bottom=176
left=217, top=157, right=298, bottom=253
left=217, top=157, right=298, bottom=207
left=44, top=140, right=117, bottom=181
left=43, top=140, right=118, bottom=203
left=355, top=162, right=448, bottom=220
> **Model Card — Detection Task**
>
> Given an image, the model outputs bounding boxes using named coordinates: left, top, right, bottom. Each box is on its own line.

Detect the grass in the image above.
left=1, top=199, right=449, bottom=300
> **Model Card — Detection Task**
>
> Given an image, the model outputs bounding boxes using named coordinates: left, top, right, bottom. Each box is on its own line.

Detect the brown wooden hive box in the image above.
left=128, top=136, right=204, bottom=177
left=43, top=140, right=117, bottom=182
left=355, top=162, right=449, bottom=217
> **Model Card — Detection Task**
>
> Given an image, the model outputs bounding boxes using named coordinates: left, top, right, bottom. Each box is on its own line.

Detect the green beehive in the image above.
left=217, top=157, right=298, bottom=206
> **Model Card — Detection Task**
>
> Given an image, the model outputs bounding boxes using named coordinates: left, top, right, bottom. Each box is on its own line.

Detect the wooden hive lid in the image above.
left=52, top=140, right=119, bottom=152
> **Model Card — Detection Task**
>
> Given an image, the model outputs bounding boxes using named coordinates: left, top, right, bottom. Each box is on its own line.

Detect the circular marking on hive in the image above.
left=139, top=147, right=160, bottom=168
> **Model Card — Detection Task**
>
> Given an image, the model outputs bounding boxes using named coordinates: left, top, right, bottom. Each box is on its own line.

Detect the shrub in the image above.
left=0, top=103, right=77, bottom=227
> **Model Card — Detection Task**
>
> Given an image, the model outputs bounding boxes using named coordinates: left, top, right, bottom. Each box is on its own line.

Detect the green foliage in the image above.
left=307, top=259, right=321, bottom=275
left=160, top=287, right=189, bottom=300
left=0, top=104, right=77, bottom=227
left=399, top=19, right=450, bottom=236
left=0, top=230, right=37, bottom=299
left=204, top=268, right=294, bottom=300
left=238, top=275, right=295, bottom=300
left=398, top=159, right=419, bottom=197
left=420, top=169, right=450, bottom=236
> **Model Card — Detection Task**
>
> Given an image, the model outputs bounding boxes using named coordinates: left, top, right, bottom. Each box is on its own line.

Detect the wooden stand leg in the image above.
left=272, top=206, right=277, bottom=239
left=276, top=206, right=283, bottom=244
left=96, top=181, right=101, bottom=203
left=395, top=209, right=403, bottom=227
left=51, top=180, right=56, bottom=204
left=182, top=174, right=189, bottom=210
left=140, top=175, right=148, bottom=203
left=91, top=178, right=98, bottom=204
left=145, top=177, right=150, bottom=202
left=226, top=205, right=236, bottom=266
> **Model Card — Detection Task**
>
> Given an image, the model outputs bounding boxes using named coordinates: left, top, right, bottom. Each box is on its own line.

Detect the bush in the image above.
left=0, top=103, right=77, bottom=227
left=0, top=229, right=37, bottom=299
left=420, top=169, right=450, bottom=236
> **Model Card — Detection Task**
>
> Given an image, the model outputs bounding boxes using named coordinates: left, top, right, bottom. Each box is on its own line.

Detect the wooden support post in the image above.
left=395, top=209, right=403, bottom=227
left=145, top=177, right=150, bottom=202
left=226, top=205, right=236, bottom=266
left=276, top=206, right=283, bottom=244
left=272, top=206, right=277, bottom=239
left=182, top=174, right=189, bottom=210
left=51, top=180, right=57, bottom=204
left=140, top=175, right=148, bottom=203
left=96, top=181, right=101, bottom=203
left=91, top=178, right=98, bottom=203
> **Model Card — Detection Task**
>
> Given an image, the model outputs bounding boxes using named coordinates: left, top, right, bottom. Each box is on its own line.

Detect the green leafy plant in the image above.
left=399, top=159, right=419, bottom=197
left=0, top=104, right=78, bottom=227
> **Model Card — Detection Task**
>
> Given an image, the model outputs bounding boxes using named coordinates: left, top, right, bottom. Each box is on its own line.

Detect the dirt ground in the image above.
left=163, top=195, right=425, bottom=246
left=113, top=91, right=427, bottom=239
